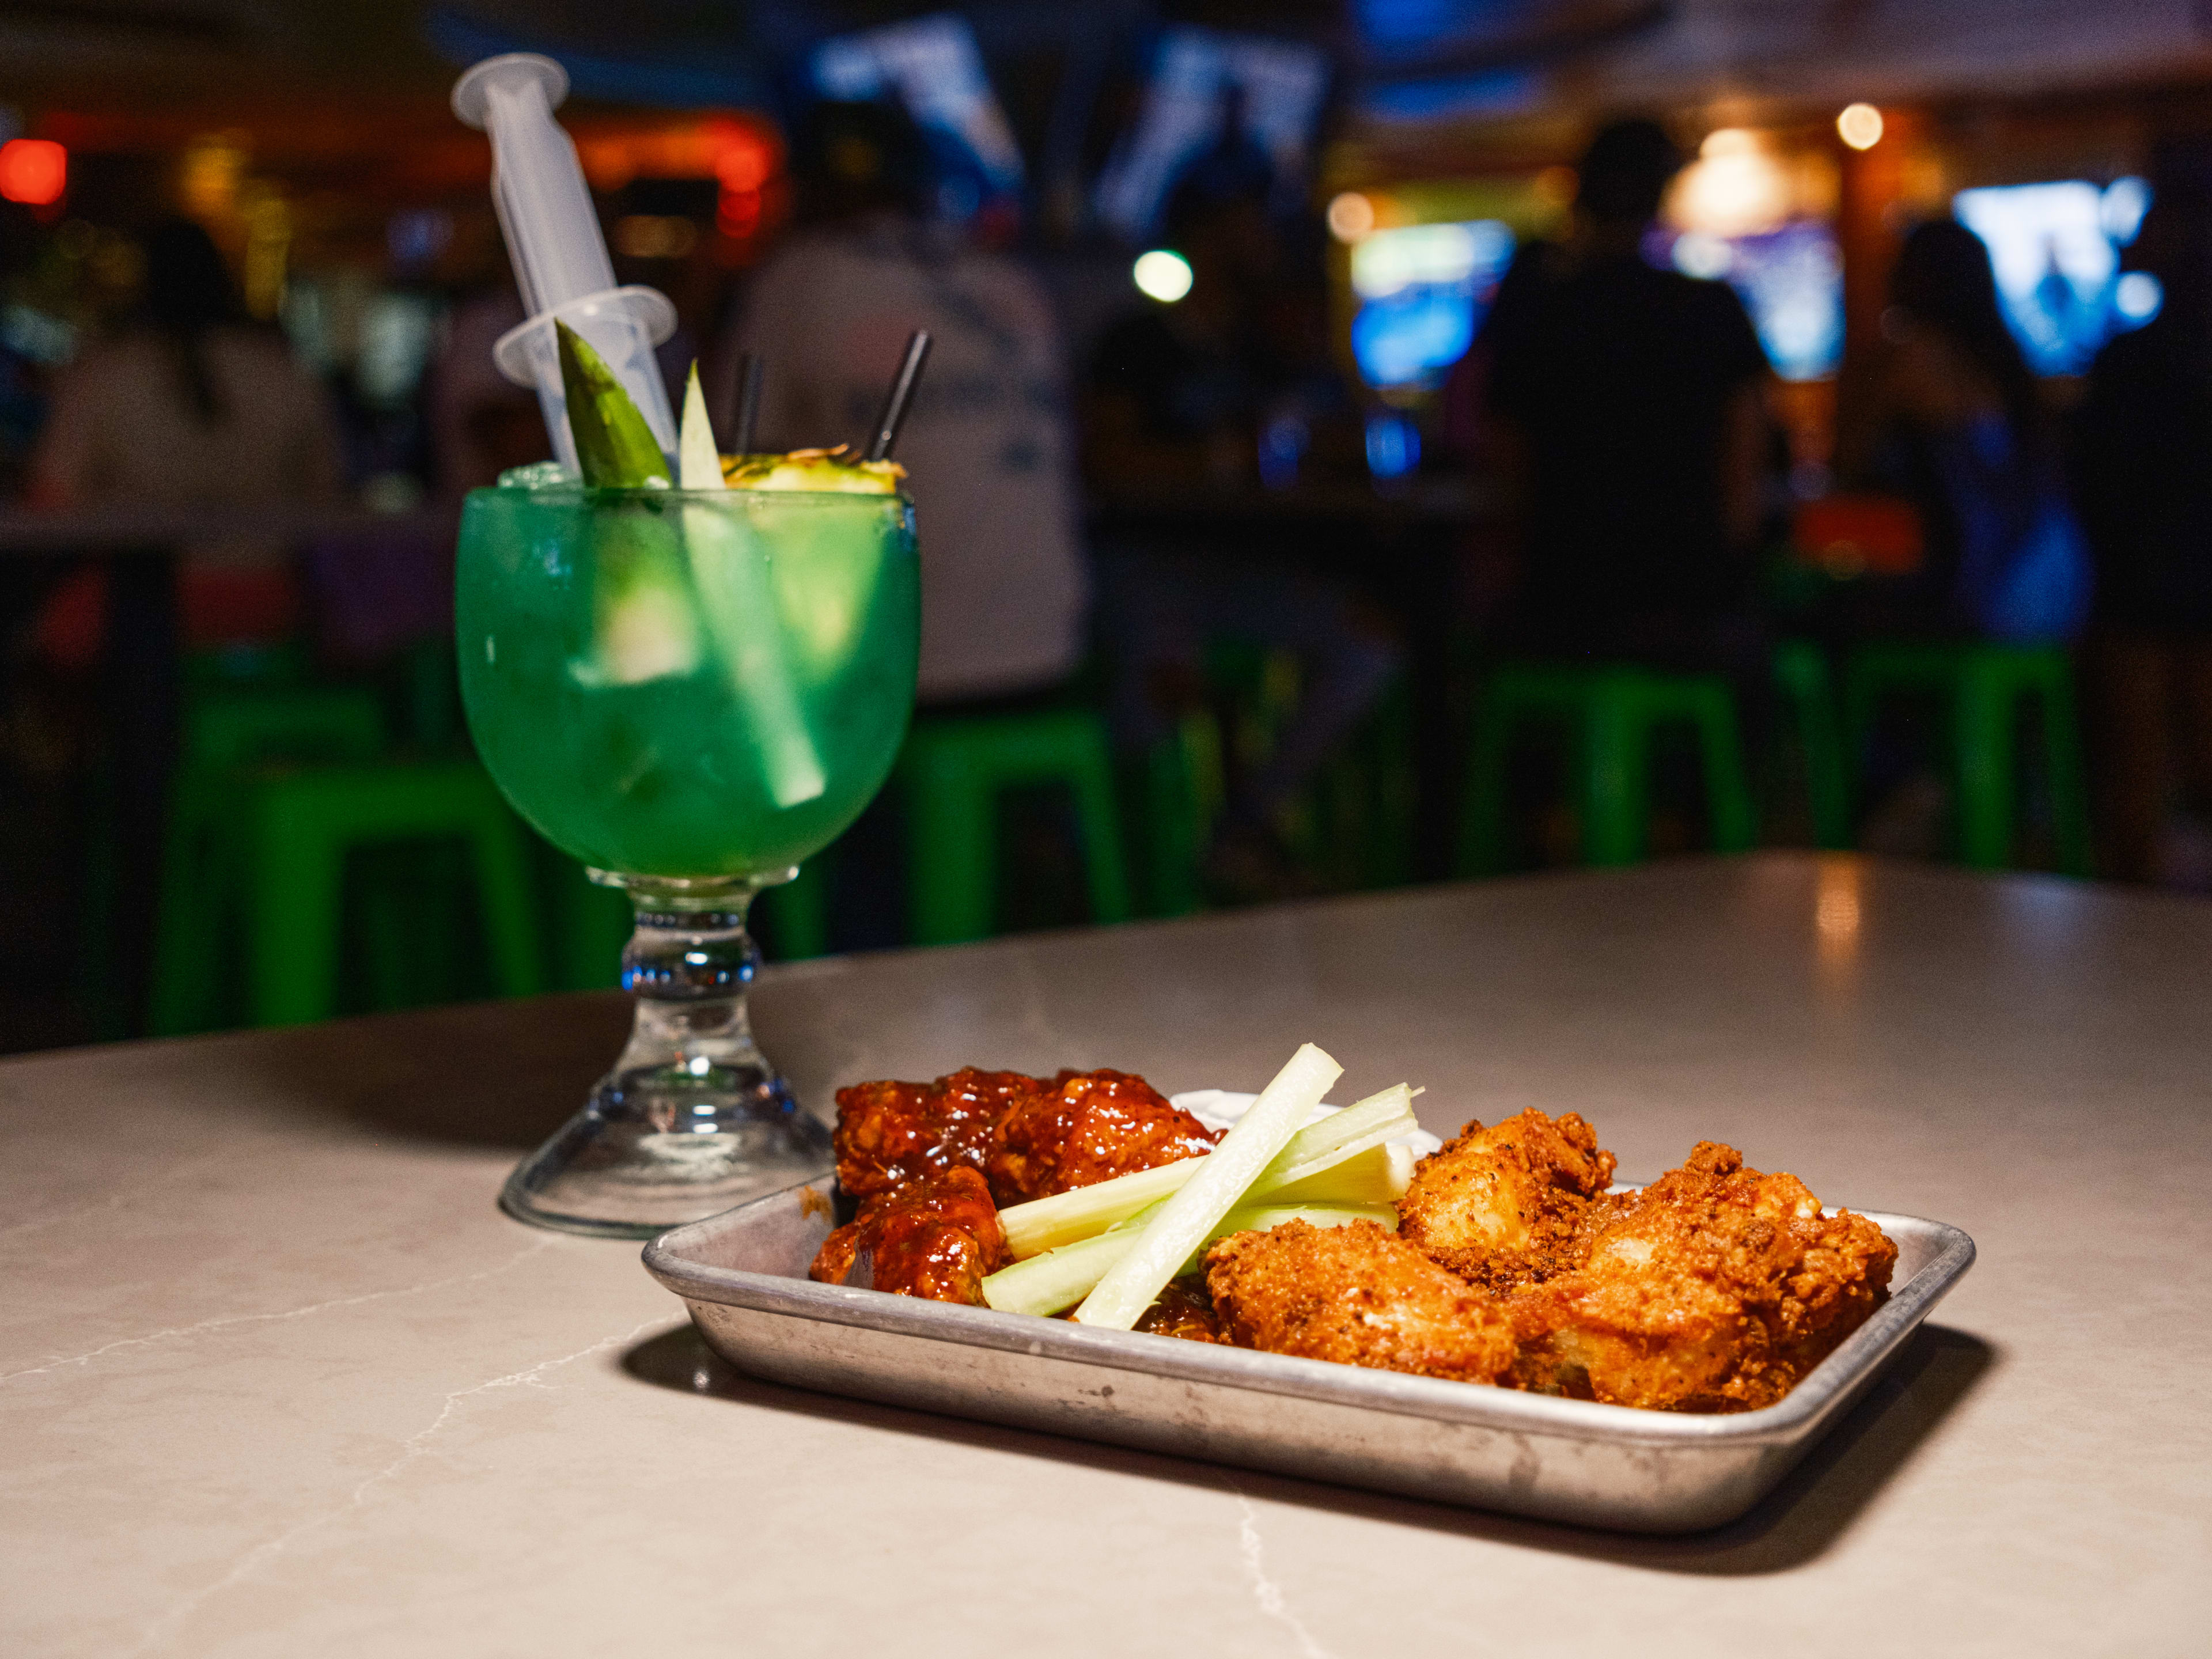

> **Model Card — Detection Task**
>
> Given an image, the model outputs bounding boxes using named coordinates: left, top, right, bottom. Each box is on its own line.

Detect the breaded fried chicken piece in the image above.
left=1205, top=1220, right=1517, bottom=1384
left=1506, top=1142, right=1897, bottom=1412
left=832, top=1067, right=1047, bottom=1200
left=809, top=1165, right=1009, bottom=1304
left=985, top=1068, right=1218, bottom=1205
left=1396, top=1108, right=1622, bottom=1291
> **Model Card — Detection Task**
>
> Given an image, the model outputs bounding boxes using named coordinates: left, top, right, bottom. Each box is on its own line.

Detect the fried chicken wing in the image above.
left=832, top=1067, right=1047, bottom=1200
left=984, top=1068, right=1218, bottom=1205
left=1205, top=1219, right=1517, bottom=1384
left=809, top=1165, right=1009, bottom=1304
left=1505, top=1141, right=1897, bottom=1412
left=1396, top=1108, right=1622, bottom=1291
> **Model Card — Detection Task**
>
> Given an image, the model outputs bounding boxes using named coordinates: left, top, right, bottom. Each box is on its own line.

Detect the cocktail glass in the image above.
left=458, top=473, right=917, bottom=1237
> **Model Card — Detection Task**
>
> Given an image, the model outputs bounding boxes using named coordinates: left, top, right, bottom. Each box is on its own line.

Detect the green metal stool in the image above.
left=1771, top=640, right=1852, bottom=851
left=241, top=762, right=543, bottom=1027
left=1459, top=662, right=1759, bottom=873
left=901, top=707, right=1132, bottom=946
left=1134, top=709, right=1224, bottom=919
left=757, top=861, right=831, bottom=960
left=1842, top=641, right=2090, bottom=874
left=150, top=687, right=389, bottom=1036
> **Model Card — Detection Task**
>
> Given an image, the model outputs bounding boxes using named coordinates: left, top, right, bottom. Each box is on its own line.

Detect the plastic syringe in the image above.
left=452, top=53, right=677, bottom=472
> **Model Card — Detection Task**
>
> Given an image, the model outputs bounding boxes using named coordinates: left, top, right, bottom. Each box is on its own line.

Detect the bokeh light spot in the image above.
left=1837, top=104, right=1885, bottom=151
left=1132, top=249, right=1193, bottom=303
left=0, top=139, right=67, bottom=207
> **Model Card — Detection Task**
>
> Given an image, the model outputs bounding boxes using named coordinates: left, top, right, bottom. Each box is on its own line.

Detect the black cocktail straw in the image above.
left=865, top=329, right=931, bottom=463
left=733, top=352, right=763, bottom=456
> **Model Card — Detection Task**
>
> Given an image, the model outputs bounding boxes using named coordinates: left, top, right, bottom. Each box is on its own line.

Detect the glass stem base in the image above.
left=500, top=872, right=831, bottom=1238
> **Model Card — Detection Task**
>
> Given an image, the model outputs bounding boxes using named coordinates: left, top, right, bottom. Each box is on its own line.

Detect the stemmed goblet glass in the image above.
left=458, top=472, right=917, bottom=1236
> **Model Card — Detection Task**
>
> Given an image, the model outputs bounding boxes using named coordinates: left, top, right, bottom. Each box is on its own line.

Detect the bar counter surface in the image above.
left=3, top=855, right=2205, bottom=1656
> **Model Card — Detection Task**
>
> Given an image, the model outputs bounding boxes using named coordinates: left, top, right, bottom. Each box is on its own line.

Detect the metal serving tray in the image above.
left=642, top=1184, right=1974, bottom=1533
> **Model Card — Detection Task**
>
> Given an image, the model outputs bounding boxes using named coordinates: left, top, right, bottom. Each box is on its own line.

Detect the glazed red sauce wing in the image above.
left=808, top=1165, right=1009, bottom=1304
left=985, top=1069, right=1220, bottom=1205
left=832, top=1067, right=1048, bottom=1199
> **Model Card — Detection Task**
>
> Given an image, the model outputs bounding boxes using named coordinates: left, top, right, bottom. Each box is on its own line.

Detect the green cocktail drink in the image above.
left=458, top=467, right=919, bottom=1236
left=459, top=481, right=917, bottom=879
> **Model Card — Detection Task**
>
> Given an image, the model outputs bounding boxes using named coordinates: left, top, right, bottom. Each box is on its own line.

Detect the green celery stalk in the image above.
left=980, top=1202, right=1396, bottom=1319
left=557, top=321, right=671, bottom=488
left=998, top=1082, right=1418, bottom=1259
left=676, top=365, right=827, bottom=808
left=1262, top=1142, right=1417, bottom=1207
left=1074, top=1043, right=1341, bottom=1330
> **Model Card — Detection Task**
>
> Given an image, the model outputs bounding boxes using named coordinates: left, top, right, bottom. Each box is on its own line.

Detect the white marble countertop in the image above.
left=4, top=855, right=2207, bottom=1657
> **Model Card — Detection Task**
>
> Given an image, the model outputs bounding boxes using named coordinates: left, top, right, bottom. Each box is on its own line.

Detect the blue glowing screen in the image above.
left=1953, top=179, right=2157, bottom=374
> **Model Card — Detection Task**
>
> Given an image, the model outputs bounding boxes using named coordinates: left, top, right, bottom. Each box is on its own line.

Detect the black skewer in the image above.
left=733, top=352, right=763, bottom=456
left=864, top=329, right=931, bottom=463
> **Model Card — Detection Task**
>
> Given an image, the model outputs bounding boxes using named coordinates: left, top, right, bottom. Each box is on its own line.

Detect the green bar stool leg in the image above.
left=906, top=747, right=997, bottom=946
left=1067, top=726, right=1132, bottom=926
left=355, top=851, right=417, bottom=1010
left=461, top=798, right=543, bottom=1000
left=1582, top=685, right=1645, bottom=866
left=1953, top=654, right=2015, bottom=869
left=555, top=859, right=634, bottom=990
left=1141, top=725, right=1203, bottom=918
left=150, top=778, right=228, bottom=1036
left=2040, top=658, right=2093, bottom=877
left=1690, top=684, right=1759, bottom=854
left=763, top=861, right=831, bottom=960
left=249, top=790, right=345, bottom=1029
left=1774, top=641, right=1851, bottom=850
left=1459, top=685, right=1522, bottom=876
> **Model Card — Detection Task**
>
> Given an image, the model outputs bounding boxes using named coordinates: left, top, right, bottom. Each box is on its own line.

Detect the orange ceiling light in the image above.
left=573, top=116, right=777, bottom=191
left=0, top=139, right=68, bottom=207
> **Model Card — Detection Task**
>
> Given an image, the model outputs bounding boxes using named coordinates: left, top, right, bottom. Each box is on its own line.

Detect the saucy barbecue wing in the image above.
left=812, top=1066, right=1218, bottom=1300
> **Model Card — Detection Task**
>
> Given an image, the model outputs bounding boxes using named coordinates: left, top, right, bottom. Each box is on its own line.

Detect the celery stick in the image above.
left=1262, top=1142, right=1416, bottom=1207
left=676, top=365, right=828, bottom=809
left=1258, top=1085, right=1415, bottom=1188
left=980, top=1202, right=1394, bottom=1319
left=1073, top=1043, right=1341, bottom=1329
left=997, top=1084, right=1416, bottom=1260
left=980, top=1232, right=1128, bottom=1317
left=999, top=1161, right=1198, bottom=1259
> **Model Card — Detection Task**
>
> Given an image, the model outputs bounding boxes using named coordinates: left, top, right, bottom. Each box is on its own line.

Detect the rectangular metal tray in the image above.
left=642, top=1183, right=1974, bottom=1533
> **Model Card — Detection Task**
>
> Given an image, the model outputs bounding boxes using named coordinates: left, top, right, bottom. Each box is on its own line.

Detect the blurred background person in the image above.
left=1480, top=119, right=1775, bottom=721
left=426, top=282, right=546, bottom=506
left=28, top=218, right=342, bottom=668
left=2073, top=146, right=2212, bottom=886
left=718, top=99, right=1087, bottom=708
left=1836, top=218, right=2091, bottom=853
left=1084, top=166, right=1399, bottom=902
left=1838, top=218, right=2090, bottom=646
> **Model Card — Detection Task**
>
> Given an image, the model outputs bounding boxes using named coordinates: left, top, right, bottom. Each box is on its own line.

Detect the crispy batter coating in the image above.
left=808, top=1165, right=1009, bottom=1305
left=1396, top=1108, right=1623, bottom=1291
left=1505, top=1142, right=1897, bottom=1412
left=1205, top=1220, right=1517, bottom=1384
left=984, top=1068, right=1218, bottom=1205
left=831, top=1067, right=1047, bottom=1200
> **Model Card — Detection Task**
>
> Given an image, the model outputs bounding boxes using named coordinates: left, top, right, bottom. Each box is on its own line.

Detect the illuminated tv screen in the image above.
left=1643, top=220, right=1844, bottom=382
left=1952, top=179, right=2158, bottom=375
left=1349, top=219, right=1516, bottom=389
